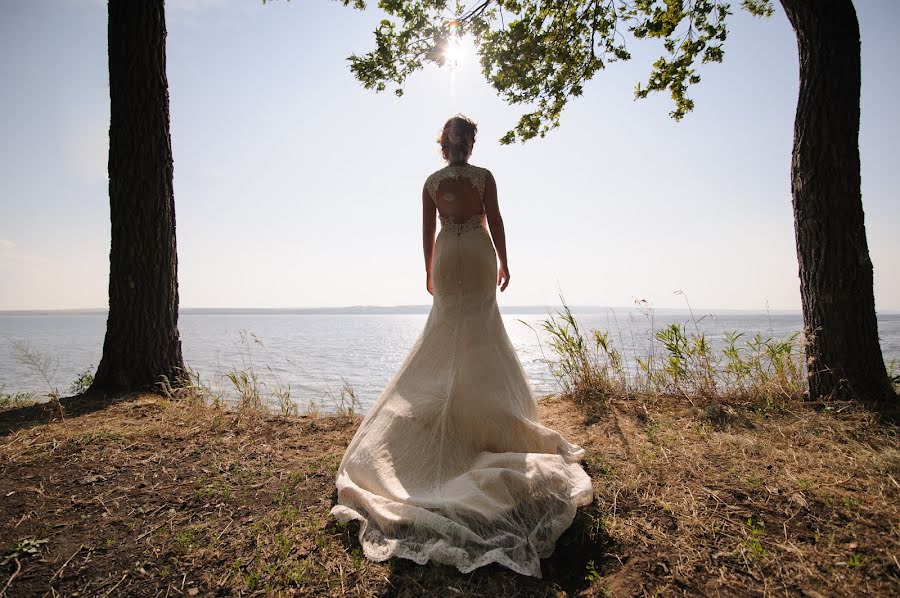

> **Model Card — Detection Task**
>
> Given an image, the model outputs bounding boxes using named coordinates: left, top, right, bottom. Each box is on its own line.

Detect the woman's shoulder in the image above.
left=423, top=163, right=494, bottom=193
left=475, top=166, right=494, bottom=179
left=469, top=164, right=495, bottom=188
left=467, top=163, right=494, bottom=181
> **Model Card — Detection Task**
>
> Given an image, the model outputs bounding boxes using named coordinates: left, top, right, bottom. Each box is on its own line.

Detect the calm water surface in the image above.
left=2, top=310, right=898, bottom=411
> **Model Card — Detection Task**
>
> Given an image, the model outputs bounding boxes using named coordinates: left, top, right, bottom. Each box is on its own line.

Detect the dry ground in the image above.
left=0, top=392, right=898, bottom=597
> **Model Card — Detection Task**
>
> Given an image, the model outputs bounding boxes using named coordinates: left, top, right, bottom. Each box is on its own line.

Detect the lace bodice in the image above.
left=425, top=164, right=488, bottom=204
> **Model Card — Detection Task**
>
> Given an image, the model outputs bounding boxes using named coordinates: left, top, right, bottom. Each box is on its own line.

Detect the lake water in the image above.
left=2, top=308, right=898, bottom=411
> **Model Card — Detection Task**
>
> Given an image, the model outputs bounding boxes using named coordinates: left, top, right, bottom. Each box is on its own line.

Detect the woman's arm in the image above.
left=482, top=170, right=510, bottom=291
left=422, top=184, right=437, bottom=294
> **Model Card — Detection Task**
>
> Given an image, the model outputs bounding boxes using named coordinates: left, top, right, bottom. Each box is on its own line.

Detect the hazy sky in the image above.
left=1, top=0, right=898, bottom=311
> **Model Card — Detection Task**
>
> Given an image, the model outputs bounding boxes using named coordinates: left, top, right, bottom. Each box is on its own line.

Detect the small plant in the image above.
left=160, top=365, right=226, bottom=409
left=12, top=341, right=59, bottom=398
left=847, top=552, right=865, bottom=567
left=585, top=559, right=602, bottom=582
left=531, top=296, right=619, bottom=409
left=270, top=374, right=295, bottom=418
left=742, top=517, right=766, bottom=558
left=303, top=397, right=322, bottom=418
left=584, top=511, right=606, bottom=539
left=225, top=367, right=264, bottom=414
left=0, top=386, right=35, bottom=409
left=174, top=528, right=196, bottom=550
left=1, top=537, right=48, bottom=566
left=225, top=331, right=304, bottom=416
left=888, top=359, right=900, bottom=393
left=68, top=366, right=94, bottom=395
left=328, top=377, right=361, bottom=418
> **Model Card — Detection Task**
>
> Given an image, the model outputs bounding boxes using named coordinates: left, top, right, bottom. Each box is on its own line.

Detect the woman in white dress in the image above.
left=330, top=115, right=593, bottom=578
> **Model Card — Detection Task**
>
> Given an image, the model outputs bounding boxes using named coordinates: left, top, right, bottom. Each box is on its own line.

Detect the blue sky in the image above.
left=0, top=0, right=897, bottom=311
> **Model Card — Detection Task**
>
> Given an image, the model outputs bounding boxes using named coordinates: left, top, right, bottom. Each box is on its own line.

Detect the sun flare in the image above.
left=444, top=21, right=472, bottom=71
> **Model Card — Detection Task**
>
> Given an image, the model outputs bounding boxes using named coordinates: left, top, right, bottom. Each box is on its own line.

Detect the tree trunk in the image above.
left=779, top=0, right=893, bottom=405
left=91, top=0, right=185, bottom=392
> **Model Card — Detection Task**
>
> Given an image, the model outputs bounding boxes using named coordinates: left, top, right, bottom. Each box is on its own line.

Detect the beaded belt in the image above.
left=439, top=213, right=484, bottom=234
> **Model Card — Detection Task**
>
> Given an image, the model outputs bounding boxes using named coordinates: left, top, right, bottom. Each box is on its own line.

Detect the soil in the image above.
left=0, top=392, right=898, bottom=596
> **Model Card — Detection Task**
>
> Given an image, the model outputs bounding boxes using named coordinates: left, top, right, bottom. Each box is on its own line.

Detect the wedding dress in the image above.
left=330, top=163, right=593, bottom=578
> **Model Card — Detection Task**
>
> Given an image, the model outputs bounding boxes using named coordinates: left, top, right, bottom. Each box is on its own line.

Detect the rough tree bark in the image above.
left=91, top=0, right=185, bottom=392
left=779, top=0, right=892, bottom=405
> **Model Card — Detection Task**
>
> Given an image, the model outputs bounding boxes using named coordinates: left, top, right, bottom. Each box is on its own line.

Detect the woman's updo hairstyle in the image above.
left=438, top=114, right=477, bottom=164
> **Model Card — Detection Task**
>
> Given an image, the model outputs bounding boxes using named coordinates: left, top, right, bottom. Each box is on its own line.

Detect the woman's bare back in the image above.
left=424, top=164, right=488, bottom=223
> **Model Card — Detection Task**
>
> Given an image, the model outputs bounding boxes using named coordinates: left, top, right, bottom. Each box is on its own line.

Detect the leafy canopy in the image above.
left=337, top=0, right=774, bottom=143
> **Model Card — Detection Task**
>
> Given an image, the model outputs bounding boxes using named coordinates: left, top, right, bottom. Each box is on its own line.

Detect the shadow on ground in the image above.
left=330, top=500, right=617, bottom=597
left=0, top=390, right=139, bottom=436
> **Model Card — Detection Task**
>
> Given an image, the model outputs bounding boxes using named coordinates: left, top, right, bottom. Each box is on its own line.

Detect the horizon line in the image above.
left=0, top=304, right=877, bottom=316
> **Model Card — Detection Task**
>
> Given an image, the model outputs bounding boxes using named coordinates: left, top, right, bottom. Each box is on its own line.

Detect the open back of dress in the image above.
left=330, top=163, right=593, bottom=578
left=426, top=163, right=487, bottom=224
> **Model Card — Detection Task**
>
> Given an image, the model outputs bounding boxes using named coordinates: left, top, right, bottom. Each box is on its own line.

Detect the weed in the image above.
left=1, top=537, right=48, bottom=566
left=245, top=570, right=261, bottom=590
left=12, top=342, right=64, bottom=419
left=196, top=484, right=216, bottom=501
left=797, top=478, right=814, bottom=492
left=742, top=517, right=766, bottom=558
left=584, top=512, right=606, bottom=539
left=12, top=343, right=67, bottom=421
left=160, top=365, right=226, bottom=410
left=327, top=377, right=361, bottom=418
left=164, top=331, right=362, bottom=418
left=585, top=559, right=602, bottom=582
left=12, top=342, right=59, bottom=395
left=888, top=359, right=900, bottom=393
left=847, top=552, right=865, bottom=567
left=0, top=385, right=35, bottom=409
left=587, top=455, right=610, bottom=476
left=303, top=397, right=322, bottom=418
left=174, top=528, right=197, bottom=550
left=68, top=367, right=94, bottom=395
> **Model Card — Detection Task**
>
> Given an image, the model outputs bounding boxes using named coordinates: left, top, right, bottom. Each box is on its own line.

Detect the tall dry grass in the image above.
left=530, top=297, right=808, bottom=412
left=157, top=330, right=361, bottom=420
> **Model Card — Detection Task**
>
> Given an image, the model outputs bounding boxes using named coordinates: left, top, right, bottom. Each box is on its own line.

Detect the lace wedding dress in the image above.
left=330, top=164, right=593, bottom=578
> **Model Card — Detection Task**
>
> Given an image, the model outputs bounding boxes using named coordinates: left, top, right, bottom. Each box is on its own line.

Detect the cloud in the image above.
left=0, top=241, right=50, bottom=265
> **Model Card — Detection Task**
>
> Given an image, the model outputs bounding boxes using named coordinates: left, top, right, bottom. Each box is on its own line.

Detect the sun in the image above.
left=444, top=20, right=472, bottom=71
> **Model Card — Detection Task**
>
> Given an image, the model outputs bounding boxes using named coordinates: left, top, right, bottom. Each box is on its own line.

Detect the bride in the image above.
left=330, top=115, right=593, bottom=578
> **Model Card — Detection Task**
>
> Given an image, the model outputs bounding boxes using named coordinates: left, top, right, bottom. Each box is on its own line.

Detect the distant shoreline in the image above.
left=0, top=305, right=880, bottom=317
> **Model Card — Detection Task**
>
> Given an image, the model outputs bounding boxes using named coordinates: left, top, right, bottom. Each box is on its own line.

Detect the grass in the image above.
left=0, top=386, right=35, bottom=410
left=0, top=383, right=897, bottom=596
left=530, top=297, right=810, bottom=413
left=153, top=329, right=365, bottom=421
